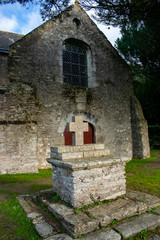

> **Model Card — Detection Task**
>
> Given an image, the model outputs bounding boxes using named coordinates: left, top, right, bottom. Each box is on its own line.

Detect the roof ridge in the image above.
left=0, top=30, right=24, bottom=36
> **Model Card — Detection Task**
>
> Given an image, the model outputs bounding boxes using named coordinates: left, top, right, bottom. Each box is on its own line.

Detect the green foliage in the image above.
left=76, top=204, right=89, bottom=213
left=108, top=218, right=119, bottom=227
left=61, top=201, right=71, bottom=207
left=0, top=169, right=52, bottom=183
left=148, top=125, right=160, bottom=147
left=75, top=198, right=115, bottom=214
left=78, top=233, right=83, bottom=238
left=52, top=194, right=71, bottom=207
left=115, top=22, right=160, bottom=124
left=1, top=0, right=159, bottom=28
left=138, top=229, right=148, bottom=239
left=52, top=194, right=61, bottom=201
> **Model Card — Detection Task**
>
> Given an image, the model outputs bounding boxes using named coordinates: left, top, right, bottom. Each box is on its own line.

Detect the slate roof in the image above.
left=0, top=31, right=23, bottom=53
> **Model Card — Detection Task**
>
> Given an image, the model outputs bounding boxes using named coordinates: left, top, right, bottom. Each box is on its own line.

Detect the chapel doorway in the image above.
left=64, top=122, right=94, bottom=145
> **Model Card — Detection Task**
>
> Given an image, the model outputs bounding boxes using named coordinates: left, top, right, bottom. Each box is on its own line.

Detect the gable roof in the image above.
left=0, top=31, right=23, bottom=53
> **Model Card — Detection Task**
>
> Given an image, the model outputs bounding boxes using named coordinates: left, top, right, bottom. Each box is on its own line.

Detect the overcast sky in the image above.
left=0, top=2, right=121, bottom=46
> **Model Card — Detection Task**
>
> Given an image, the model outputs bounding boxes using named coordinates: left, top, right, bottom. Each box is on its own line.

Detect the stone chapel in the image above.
left=0, top=3, right=150, bottom=174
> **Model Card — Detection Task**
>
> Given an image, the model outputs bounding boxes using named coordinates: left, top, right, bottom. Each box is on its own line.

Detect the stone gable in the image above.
left=0, top=3, right=150, bottom=174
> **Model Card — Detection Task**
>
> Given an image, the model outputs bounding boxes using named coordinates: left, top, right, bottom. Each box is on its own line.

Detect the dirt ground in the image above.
left=0, top=178, right=53, bottom=199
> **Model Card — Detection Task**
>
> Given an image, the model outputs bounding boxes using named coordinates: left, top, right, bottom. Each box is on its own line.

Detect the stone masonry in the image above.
left=0, top=3, right=150, bottom=174
left=17, top=189, right=160, bottom=239
left=47, top=143, right=129, bottom=207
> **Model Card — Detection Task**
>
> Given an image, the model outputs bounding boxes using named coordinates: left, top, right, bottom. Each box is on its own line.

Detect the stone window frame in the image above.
left=57, top=38, right=96, bottom=88
left=63, top=40, right=88, bottom=88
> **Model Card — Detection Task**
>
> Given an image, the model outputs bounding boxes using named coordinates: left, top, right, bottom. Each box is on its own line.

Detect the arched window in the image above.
left=63, top=40, right=88, bottom=88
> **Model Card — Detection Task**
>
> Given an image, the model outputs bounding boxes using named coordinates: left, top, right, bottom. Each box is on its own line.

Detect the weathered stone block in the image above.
left=147, top=235, right=160, bottom=240
left=115, top=213, right=160, bottom=239
left=16, top=196, right=32, bottom=214
left=27, top=212, right=45, bottom=224
left=93, top=150, right=110, bottom=157
left=35, top=222, right=55, bottom=238
left=94, top=144, right=105, bottom=150
left=44, top=234, right=72, bottom=240
left=50, top=151, right=84, bottom=160
left=87, top=198, right=147, bottom=226
left=126, top=190, right=160, bottom=209
left=82, top=228, right=121, bottom=240
left=51, top=144, right=105, bottom=154
left=48, top=157, right=127, bottom=207
left=48, top=203, right=98, bottom=237
left=83, top=150, right=94, bottom=158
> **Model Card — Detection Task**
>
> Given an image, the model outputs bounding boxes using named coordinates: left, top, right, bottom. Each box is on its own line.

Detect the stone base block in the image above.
left=50, top=144, right=110, bottom=160
left=48, top=157, right=128, bottom=207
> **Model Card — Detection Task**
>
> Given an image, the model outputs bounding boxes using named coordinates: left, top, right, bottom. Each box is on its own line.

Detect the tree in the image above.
left=0, top=0, right=72, bottom=20
left=115, top=24, right=160, bottom=124
left=0, top=0, right=159, bottom=25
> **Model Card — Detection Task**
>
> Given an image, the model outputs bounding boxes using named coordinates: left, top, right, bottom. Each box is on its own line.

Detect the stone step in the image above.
left=115, top=213, right=160, bottom=239
left=48, top=203, right=99, bottom=238
left=147, top=235, right=160, bottom=240
left=79, top=228, right=121, bottom=240
left=126, top=190, right=160, bottom=209
left=17, top=195, right=58, bottom=239
left=44, top=234, right=72, bottom=240
left=51, top=144, right=105, bottom=153
left=50, top=149, right=110, bottom=160
left=87, top=198, right=148, bottom=227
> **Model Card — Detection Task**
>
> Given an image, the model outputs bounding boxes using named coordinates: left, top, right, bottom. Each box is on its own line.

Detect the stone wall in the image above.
left=0, top=123, right=38, bottom=174
left=0, top=4, right=150, bottom=173
left=0, top=53, right=8, bottom=85
left=0, top=82, right=40, bottom=173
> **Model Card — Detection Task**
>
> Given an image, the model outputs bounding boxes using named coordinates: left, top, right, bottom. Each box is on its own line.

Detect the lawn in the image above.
left=0, top=150, right=160, bottom=239
left=126, top=149, right=160, bottom=198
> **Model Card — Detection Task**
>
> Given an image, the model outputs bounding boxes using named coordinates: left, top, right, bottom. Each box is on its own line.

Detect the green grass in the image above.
left=28, top=183, right=52, bottom=193
left=0, top=195, right=41, bottom=240
left=0, top=169, right=52, bottom=183
left=0, top=169, right=53, bottom=239
left=0, top=150, right=160, bottom=239
left=126, top=150, right=160, bottom=197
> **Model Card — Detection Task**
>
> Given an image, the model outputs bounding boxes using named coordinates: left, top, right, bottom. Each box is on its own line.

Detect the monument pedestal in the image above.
left=47, top=144, right=129, bottom=207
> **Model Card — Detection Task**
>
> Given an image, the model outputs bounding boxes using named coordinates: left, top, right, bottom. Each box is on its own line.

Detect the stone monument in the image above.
left=47, top=116, right=130, bottom=207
